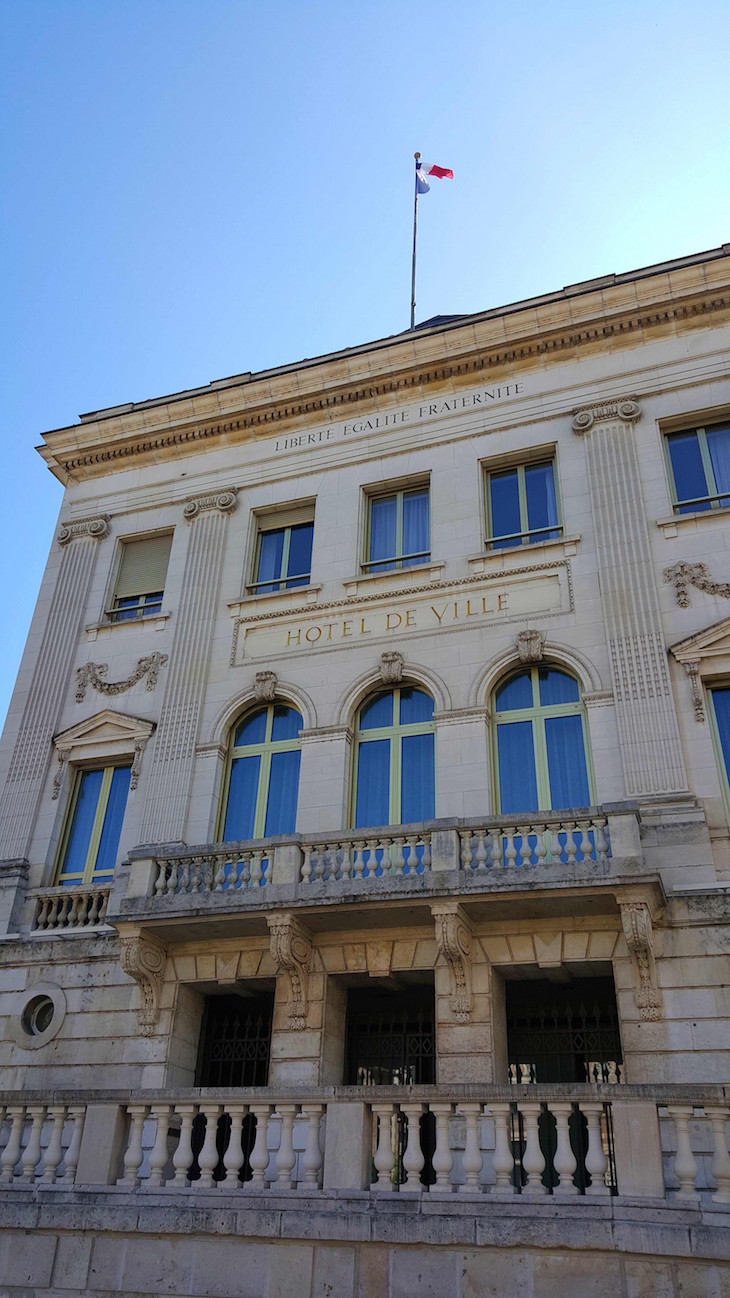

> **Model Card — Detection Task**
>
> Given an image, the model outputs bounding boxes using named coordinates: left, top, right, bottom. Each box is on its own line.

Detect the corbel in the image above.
left=119, top=931, right=167, bottom=1036
left=619, top=900, right=662, bottom=1021
left=267, top=912, right=313, bottom=1030
left=431, top=902, right=474, bottom=1022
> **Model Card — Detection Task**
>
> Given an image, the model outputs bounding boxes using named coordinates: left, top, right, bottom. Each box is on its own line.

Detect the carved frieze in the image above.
left=57, top=515, right=110, bottom=546
left=75, top=653, right=168, bottom=703
left=267, top=913, right=313, bottom=1030
left=120, top=934, right=167, bottom=1035
left=379, top=651, right=404, bottom=685
left=620, top=901, right=662, bottom=1022
left=253, top=670, right=277, bottom=703
left=664, top=561, right=730, bottom=609
left=516, top=628, right=545, bottom=664
left=182, top=487, right=238, bottom=519
left=431, top=903, right=474, bottom=1023
left=572, top=398, right=640, bottom=435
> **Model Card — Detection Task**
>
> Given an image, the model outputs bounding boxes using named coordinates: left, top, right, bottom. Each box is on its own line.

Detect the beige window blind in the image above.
left=114, top=534, right=172, bottom=599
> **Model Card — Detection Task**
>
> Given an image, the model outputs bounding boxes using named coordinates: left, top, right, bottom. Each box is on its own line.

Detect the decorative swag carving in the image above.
left=75, top=653, right=168, bottom=703
left=664, top=561, right=730, bottom=609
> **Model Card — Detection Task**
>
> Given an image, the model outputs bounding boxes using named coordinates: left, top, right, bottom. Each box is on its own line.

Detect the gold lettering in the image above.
left=498, top=593, right=509, bottom=611
left=286, top=629, right=302, bottom=647
left=431, top=604, right=448, bottom=623
left=404, top=609, right=415, bottom=627
left=342, top=619, right=353, bottom=637
left=386, top=612, right=402, bottom=630
left=453, top=602, right=459, bottom=620
left=466, top=599, right=479, bottom=617
left=305, top=626, right=322, bottom=642
left=481, top=596, right=492, bottom=613
left=325, top=623, right=335, bottom=640
left=359, top=617, right=371, bottom=635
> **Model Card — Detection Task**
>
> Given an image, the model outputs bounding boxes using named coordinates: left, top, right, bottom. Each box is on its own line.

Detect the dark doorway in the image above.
left=345, top=983, right=435, bottom=1085
left=505, top=975, right=623, bottom=1084
left=195, top=990, right=273, bottom=1088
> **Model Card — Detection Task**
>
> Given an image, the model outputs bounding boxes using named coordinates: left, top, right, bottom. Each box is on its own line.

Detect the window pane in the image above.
left=712, top=688, right=730, bottom=780
left=489, top=470, right=521, bottom=546
left=285, top=522, right=314, bottom=587
left=399, top=687, right=434, bottom=725
left=355, top=739, right=390, bottom=828
left=264, top=750, right=301, bottom=836
left=402, top=489, right=429, bottom=564
left=495, top=671, right=533, bottom=712
left=667, top=432, right=710, bottom=511
left=524, top=462, right=559, bottom=539
left=497, top=722, right=539, bottom=813
left=401, top=733, right=435, bottom=822
left=369, top=496, right=397, bottom=570
left=538, top=669, right=579, bottom=706
left=271, top=705, right=303, bottom=742
left=545, top=715, right=591, bottom=809
left=60, top=769, right=104, bottom=877
left=94, top=766, right=131, bottom=877
left=359, top=691, right=394, bottom=730
left=234, top=709, right=268, bottom=747
left=257, top=529, right=285, bottom=584
left=706, top=425, right=730, bottom=505
left=223, top=755, right=261, bottom=840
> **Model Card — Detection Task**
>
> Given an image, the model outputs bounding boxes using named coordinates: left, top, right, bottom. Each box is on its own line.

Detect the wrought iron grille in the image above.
left=345, top=986, right=436, bottom=1086
left=196, top=993, right=273, bottom=1089
left=506, top=977, right=623, bottom=1084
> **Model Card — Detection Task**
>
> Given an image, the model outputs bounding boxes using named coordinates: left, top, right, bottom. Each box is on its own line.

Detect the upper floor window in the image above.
left=110, top=533, right=172, bottom=622
left=352, top=687, right=435, bottom=828
left=56, top=765, right=131, bottom=885
left=492, top=666, right=591, bottom=813
left=708, top=686, right=730, bottom=814
left=485, top=458, right=560, bottom=549
left=221, top=703, right=302, bottom=840
left=364, top=486, right=430, bottom=573
left=250, top=507, right=314, bottom=593
left=665, top=423, right=730, bottom=514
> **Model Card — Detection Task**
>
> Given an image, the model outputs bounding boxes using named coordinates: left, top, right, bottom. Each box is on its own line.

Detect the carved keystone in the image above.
left=516, top=629, right=545, bottom=664
left=267, top=913, right=313, bottom=1030
left=254, top=670, right=277, bottom=703
left=431, top=902, right=474, bottom=1023
left=120, top=933, right=167, bottom=1035
left=380, top=651, right=404, bottom=685
left=620, top=901, right=662, bottom=1021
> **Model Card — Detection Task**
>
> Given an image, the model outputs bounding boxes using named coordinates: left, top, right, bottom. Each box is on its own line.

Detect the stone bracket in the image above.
left=619, top=901, right=662, bottom=1022
left=119, top=932, right=167, bottom=1035
left=431, top=902, right=474, bottom=1022
left=267, top=912, right=313, bottom=1030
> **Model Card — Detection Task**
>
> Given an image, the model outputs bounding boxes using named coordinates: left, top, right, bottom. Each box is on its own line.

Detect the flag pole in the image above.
left=410, top=152, right=420, bottom=331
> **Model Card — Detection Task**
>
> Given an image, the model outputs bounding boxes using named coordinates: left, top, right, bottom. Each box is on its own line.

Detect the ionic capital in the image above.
left=182, top=487, right=238, bottom=519
left=57, top=515, right=110, bottom=546
left=431, top=902, right=474, bottom=1022
left=572, top=397, right=641, bottom=436
left=267, top=912, right=313, bottom=1030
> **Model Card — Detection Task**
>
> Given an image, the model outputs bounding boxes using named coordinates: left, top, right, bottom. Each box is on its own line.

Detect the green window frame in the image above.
left=707, top=684, right=730, bottom=822
left=484, top=458, right=562, bottom=549
left=350, top=687, right=435, bottom=828
left=250, top=519, right=314, bottom=594
left=492, top=666, right=594, bottom=813
left=363, top=486, right=430, bottom=573
left=664, top=423, right=730, bottom=515
left=56, top=764, right=131, bottom=886
left=219, top=703, right=302, bottom=841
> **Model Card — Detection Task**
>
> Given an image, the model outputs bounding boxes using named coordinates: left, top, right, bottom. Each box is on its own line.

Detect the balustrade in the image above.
left=300, top=830, right=432, bottom=884
left=459, top=815, right=610, bottom=872
left=153, top=847, right=269, bottom=895
left=0, top=1103, right=85, bottom=1185
left=32, top=886, right=110, bottom=932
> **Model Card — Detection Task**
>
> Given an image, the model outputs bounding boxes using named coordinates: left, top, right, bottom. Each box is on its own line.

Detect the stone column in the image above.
left=573, top=399, right=686, bottom=797
left=0, top=515, right=110, bottom=861
left=139, top=489, right=237, bottom=843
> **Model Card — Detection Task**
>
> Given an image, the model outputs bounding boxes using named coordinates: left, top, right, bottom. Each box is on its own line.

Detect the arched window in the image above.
left=492, top=666, right=592, bottom=814
left=221, top=703, right=302, bottom=840
left=352, top=687, right=435, bottom=828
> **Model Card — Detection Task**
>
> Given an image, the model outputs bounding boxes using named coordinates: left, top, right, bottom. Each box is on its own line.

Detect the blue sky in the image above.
left=2, top=0, right=729, bottom=727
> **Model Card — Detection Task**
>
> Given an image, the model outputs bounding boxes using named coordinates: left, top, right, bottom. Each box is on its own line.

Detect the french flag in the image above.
left=416, top=161, right=454, bottom=194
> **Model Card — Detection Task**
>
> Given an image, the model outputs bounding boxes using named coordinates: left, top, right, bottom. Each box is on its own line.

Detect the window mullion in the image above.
left=83, top=767, right=113, bottom=883
left=533, top=717, right=551, bottom=810
left=395, top=492, right=404, bottom=566
left=280, top=528, right=292, bottom=585
left=517, top=466, right=529, bottom=541
left=254, top=748, right=272, bottom=838
left=697, top=430, right=717, bottom=502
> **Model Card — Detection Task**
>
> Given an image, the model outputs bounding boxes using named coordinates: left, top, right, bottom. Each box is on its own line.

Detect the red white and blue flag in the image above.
left=416, top=161, right=454, bottom=194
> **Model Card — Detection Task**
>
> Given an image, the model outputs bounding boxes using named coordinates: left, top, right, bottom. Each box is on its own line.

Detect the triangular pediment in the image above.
left=54, top=709, right=155, bottom=755
left=670, top=616, right=730, bottom=664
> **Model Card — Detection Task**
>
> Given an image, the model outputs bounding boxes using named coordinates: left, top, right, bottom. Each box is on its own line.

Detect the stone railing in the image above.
left=299, top=828, right=432, bottom=883
left=459, top=813, right=609, bottom=870
left=30, top=885, right=112, bottom=933
left=0, top=1085, right=727, bottom=1203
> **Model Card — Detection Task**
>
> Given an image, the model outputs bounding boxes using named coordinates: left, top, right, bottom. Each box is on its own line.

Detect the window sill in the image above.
left=466, top=534, right=580, bottom=575
left=657, top=507, right=730, bottom=539
left=85, top=611, right=171, bottom=641
left=343, top=561, right=445, bottom=598
left=229, top=583, right=323, bottom=614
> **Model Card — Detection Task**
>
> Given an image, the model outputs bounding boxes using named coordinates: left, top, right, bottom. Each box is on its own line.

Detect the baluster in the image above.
left=301, top=845, right=313, bottom=883
left=520, top=1103, right=547, bottom=1194
left=707, top=1107, right=730, bottom=1204
left=595, top=819, right=609, bottom=865
left=165, top=860, right=178, bottom=895
left=489, top=1104, right=516, bottom=1192
left=551, top=1103, right=578, bottom=1196
left=196, top=1105, right=221, bottom=1189
left=245, top=1106, right=270, bottom=1188
left=519, top=828, right=533, bottom=868
left=534, top=826, right=547, bottom=869
left=667, top=1105, right=699, bottom=1200
left=202, top=857, right=215, bottom=893
left=87, top=892, right=101, bottom=926
left=380, top=837, right=392, bottom=876
left=583, top=1102, right=610, bottom=1196
left=420, top=835, right=431, bottom=871
left=578, top=820, right=592, bottom=863
left=0, top=1107, right=25, bottom=1183
left=147, top=1105, right=172, bottom=1187
left=250, top=850, right=264, bottom=888
left=351, top=840, right=366, bottom=879
left=545, top=823, right=561, bottom=865
left=190, top=855, right=204, bottom=893
left=314, top=844, right=326, bottom=882
left=66, top=892, right=79, bottom=928
left=430, top=1103, right=454, bottom=1194
left=460, top=832, right=473, bottom=871
left=403, top=836, right=417, bottom=875
left=563, top=824, right=578, bottom=866
left=40, top=1105, right=66, bottom=1184
left=240, top=853, right=252, bottom=887
left=300, top=1105, right=324, bottom=1189
left=400, top=1103, right=425, bottom=1192
left=458, top=1104, right=483, bottom=1194
left=489, top=830, right=503, bottom=868
left=154, top=860, right=167, bottom=895
left=179, top=858, right=191, bottom=892
left=273, top=1105, right=297, bottom=1188
left=393, top=837, right=406, bottom=877
left=364, top=838, right=378, bottom=878
left=213, top=855, right=226, bottom=891
left=21, top=1105, right=45, bottom=1183
left=171, top=1105, right=197, bottom=1187
left=50, top=895, right=64, bottom=929
left=61, top=1106, right=85, bottom=1184
left=371, top=1105, right=396, bottom=1190
left=120, top=1105, right=148, bottom=1188
left=36, top=897, right=50, bottom=930
left=339, top=842, right=352, bottom=882
left=473, top=832, right=487, bottom=872
left=504, top=829, right=517, bottom=869
left=220, top=1104, right=248, bottom=1186
left=99, top=889, right=110, bottom=923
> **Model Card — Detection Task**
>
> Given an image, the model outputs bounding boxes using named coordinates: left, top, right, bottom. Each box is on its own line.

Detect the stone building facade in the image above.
left=0, top=246, right=729, bottom=1296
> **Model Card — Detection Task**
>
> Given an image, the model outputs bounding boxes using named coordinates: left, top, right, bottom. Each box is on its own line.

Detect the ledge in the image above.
left=228, top=584, right=323, bottom=614
left=657, top=507, right=730, bottom=539
left=342, top=561, right=446, bottom=598
left=84, top=612, right=171, bottom=640
left=466, top=533, right=580, bottom=574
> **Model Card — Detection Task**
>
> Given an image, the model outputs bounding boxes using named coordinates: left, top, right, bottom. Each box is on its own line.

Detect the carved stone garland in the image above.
left=267, top=913, right=313, bottom=1030
left=664, top=561, right=730, bottom=609
left=75, top=653, right=168, bottom=703
left=431, top=903, right=474, bottom=1023
left=120, top=934, right=167, bottom=1035
left=619, top=901, right=662, bottom=1021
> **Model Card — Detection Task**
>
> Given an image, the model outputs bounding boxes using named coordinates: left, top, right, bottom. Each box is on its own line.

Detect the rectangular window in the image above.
left=665, top=423, right=730, bottom=514
left=110, top=533, right=172, bottom=622
left=250, top=508, right=314, bottom=593
left=708, top=686, right=730, bottom=821
left=485, top=458, right=560, bottom=549
left=56, top=765, right=131, bottom=886
left=364, top=486, right=430, bottom=573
